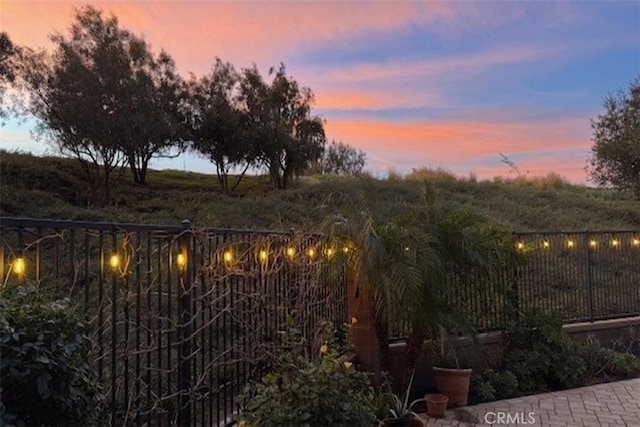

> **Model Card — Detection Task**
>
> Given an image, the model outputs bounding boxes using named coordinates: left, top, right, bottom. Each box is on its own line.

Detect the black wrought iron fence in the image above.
left=513, top=230, right=640, bottom=322
left=0, top=217, right=348, bottom=427
left=390, top=230, right=640, bottom=341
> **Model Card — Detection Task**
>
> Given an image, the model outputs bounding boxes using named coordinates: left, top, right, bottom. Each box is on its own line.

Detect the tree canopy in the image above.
left=186, top=58, right=253, bottom=193
left=240, top=64, right=326, bottom=189
left=588, top=76, right=640, bottom=197
left=313, top=140, right=367, bottom=175
left=11, top=5, right=187, bottom=203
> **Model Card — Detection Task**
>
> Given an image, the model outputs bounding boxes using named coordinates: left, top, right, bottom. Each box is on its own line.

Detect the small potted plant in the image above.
left=380, top=373, right=424, bottom=427
left=432, top=338, right=473, bottom=408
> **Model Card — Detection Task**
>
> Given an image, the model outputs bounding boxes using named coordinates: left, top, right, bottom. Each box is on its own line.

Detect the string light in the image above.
left=259, top=249, right=268, bottom=263
left=589, top=240, right=597, bottom=248
left=632, top=238, right=640, bottom=247
left=611, top=239, right=620, bottom=248
left=223, top=250, right=233, bottom=264
left=109, top=253, right=120, bottom=270
left=516, top=242, right=524, bottom=250
left=325, top=248, right=335, bottom=258
left=567, top=240, right=575, bottom=248
left=307, top=248, right=316, bottom=259
left=176, top=253, right=187, bottom=269
left=542, top=241, right=550, bottom=249
left=13, top=257, right=25, bottom=275
left=286, top=247, right=296, bottom=258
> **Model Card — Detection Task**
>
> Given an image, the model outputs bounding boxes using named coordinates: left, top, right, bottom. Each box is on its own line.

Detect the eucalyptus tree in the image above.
left=12, top=8, right=127, bottom=204
left=117, top=49, right=187, bottom=185
left=240, top=64, right=326, bottom=189
left=315, top=140, right=367, bottom=175
left=14, top=6, right=185, bottom=204
left=186, top=58, right=253, bottom=193
left=588, top=76, right=640, bottom=197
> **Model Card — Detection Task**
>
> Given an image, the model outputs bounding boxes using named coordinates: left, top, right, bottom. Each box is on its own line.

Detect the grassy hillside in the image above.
left=1, top=150, right=639, bottom=232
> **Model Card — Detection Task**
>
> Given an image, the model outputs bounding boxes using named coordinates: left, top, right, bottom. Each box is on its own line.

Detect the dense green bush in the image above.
left=472, top=368, right=519, bottom=403
left=472, top=310, right=640, bottom=402
left=503, top=310, right=586, bottom=392
left=0, top=286, right=103, bottom=426
left=239, top=319, right=375, bottom=427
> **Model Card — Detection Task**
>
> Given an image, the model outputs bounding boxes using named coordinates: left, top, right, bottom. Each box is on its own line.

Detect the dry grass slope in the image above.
left=1, top=151, right=639, bottom=232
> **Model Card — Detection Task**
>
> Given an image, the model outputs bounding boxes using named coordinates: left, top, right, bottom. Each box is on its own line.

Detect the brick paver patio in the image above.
left=418, top=378, right=640, bottom=426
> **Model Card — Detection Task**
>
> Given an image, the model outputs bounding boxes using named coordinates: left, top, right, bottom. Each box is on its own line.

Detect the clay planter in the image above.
left=425, top=393, right=449, bottom=418
left=433, top=366, right=472, bottom=408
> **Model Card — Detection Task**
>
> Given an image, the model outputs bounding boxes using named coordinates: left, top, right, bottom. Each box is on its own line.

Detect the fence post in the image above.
left=178, top=220, right=192, bottom=427
left=584, top=234, right=594, bottom=322
left=347, top=266, right=381, bottom=376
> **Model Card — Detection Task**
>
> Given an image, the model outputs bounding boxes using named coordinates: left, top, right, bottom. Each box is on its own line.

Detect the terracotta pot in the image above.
left=425, top=393, right=449, bottom=418
left=433, top=366, right=472, bottom=408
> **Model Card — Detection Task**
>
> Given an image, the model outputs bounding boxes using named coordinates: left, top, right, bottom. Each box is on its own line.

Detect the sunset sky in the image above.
left=1, top=1, right=639, bottom=183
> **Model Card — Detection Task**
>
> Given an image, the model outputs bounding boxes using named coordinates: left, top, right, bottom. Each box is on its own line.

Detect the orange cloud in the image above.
left=0, top=1, right=455, bottom=71
left=315, top=89, right=441, bottom=111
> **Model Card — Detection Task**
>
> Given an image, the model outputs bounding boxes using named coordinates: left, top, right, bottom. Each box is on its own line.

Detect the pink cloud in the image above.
left=1, top=1, right=456, bottom=72
left=325, top=115, right=592, bottom=183
left=314, top=89, right=441, bottom=111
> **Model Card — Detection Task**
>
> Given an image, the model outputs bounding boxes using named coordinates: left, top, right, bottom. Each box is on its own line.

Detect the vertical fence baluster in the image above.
left=178, top=220, right=193, bottom=427
left=145, top=233, right=152, bottom=427
left=156, top=237, right=163, bottom=426
left=135, top=232, right=141, bottom=427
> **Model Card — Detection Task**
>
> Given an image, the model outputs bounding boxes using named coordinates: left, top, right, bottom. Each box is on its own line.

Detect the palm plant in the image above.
left=324, top=185, right=518, bottom=389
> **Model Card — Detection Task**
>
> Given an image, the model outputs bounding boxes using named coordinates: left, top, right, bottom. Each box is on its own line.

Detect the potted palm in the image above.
left=432, top=338, right=473, bottom=408
left=324, top=186, right=518, bottom=394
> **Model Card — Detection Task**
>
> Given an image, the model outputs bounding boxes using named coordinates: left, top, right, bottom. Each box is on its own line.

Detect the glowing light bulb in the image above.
left=13, top=257, right=25, bottom=275
left=542, top=241, right=550, bottom=249
left=633, top=238, right=640, bottom=247
left=325, top=248, right=335, bottom=258
left=589, top=240, right=597, bottom=248
left=223, top=250, right=233, bottom=263
left=176, top=253, right=186, bottom=268
left=109, top=254, right=120, bottom=269
left=259, top=250, right=268, bottom=263
left=611, top=239, right=620, bottom=247
left=307, top=248, right=316, bottom=259
left=567, top=240, right=575, bottom=248
left=516, top=242, right=524, bottom=250
left=286, top=247, right=296, bottom=258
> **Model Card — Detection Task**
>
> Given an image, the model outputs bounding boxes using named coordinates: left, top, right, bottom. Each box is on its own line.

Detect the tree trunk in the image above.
left=138, top=159, right=148, bottom=185
left=128, top=155, right=141, bottom=184
left=404, top=325, right=426, bottom=390
left=373, top=314, right=391, bottom=375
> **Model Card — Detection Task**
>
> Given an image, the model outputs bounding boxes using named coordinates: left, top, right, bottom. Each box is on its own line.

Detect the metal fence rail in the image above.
left=0, top=217, right=348, bottom=427
left=390, top=230, right=640, bottom=341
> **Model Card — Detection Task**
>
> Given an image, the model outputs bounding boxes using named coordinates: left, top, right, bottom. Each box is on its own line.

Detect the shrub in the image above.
left=472, top=368, right=519, bottom=403
left=0, top=286, right=103, bottom=426
left=239, top=318, right=375, bottom=427
left=580, top=336, right=640, bottom=379
left=503, top=310, right=586, bottom=392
